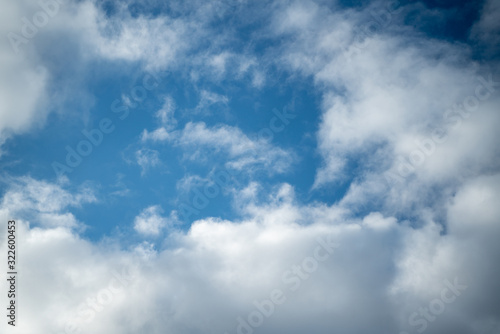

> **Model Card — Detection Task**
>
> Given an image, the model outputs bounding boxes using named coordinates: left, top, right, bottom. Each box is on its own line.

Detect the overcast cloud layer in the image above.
left=1, top=0, right=499, bottom=333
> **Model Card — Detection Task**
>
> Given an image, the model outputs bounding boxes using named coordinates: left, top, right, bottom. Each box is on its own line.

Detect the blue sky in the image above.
left=1, top=59, right=327, bottom=239
left=1, top=0, right=500, bottom=333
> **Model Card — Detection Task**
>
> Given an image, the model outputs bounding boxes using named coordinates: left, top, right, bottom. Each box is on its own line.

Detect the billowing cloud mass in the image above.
left=0, top=1, right=49, bottom=150
left=1, top=178, right=499, bottom=333
left=0, top=0, right=499, bottom=333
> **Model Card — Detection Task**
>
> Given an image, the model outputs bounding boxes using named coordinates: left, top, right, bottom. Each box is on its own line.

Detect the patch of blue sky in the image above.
left=0, top=55, right=339, bottom=241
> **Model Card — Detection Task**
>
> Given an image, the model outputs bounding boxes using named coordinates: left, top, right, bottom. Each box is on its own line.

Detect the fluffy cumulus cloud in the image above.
left=0, top=0, right=499, bottom=333
left=1, top=178, right=500, bottom=333
left=0, top=0, right=50, bottom=150
left=268, top=0, right=500, bottom=220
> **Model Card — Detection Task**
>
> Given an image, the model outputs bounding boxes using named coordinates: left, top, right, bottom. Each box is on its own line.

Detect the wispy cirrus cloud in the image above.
left=135, top=148, right=161, bottom=176
left=170, top=121, right=295, bottom=174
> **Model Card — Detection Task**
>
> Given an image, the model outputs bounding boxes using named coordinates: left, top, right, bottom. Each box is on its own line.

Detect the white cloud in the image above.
left=175, top=174, right=209, bottom=194
left=0, top=177, right=95, bottom=234
left=142, top=118, right=294, bottom=174
left=0, top=0, right=51, bottom=151
left=195, top=90, right=229, bottom=113
left=141, top=127, right=172, bottom=142
left=142, top=97, right=178, bottom=142
left=55, top=1, right=196, bottom=72
left=133, top=205, right=169, bottom=236
left=175, top=122, right=294, bottom=173
left=0, top=176, right=95, bottom=218
left=156, top=96, right=177, bottom=129
left=1, top=178, right=499, bottom=333
left=208, top=51, right=231, bottom=77
left=266, top=0, right=500, bottom=224
left=135, top=148, right=161, bottom=175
